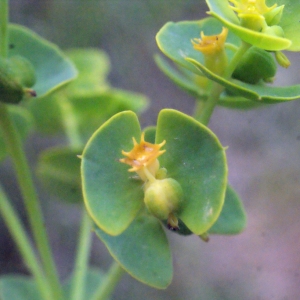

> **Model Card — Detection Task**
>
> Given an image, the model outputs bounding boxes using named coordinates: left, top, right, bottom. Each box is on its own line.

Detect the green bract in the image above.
left=94, top=215, right=172, bottom=289
left=164, top=185, right=247, bottom=236
left=187, top=57, right=300, bottom=103
left=155, top=54, right=264, bottom=109
left=81, top=109, right=228, bottom=286
left=156, top=17, right=255, bottom=109
left=156, top=18, right=240, bottom=77
left=81, top=109, right=227, bottom=235
left=206, top=0, right=300, bottom=51
left=209, top=185, right=247, bottom=234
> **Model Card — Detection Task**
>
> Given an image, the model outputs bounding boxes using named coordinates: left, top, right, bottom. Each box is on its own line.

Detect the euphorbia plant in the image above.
left=0, top=0, right=300, bottom=299
left=82, top=0, right=300, bottom=293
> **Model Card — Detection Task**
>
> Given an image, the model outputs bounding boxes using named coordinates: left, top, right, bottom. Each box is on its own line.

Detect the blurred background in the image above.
left=1, top=0, right=300, bottom=299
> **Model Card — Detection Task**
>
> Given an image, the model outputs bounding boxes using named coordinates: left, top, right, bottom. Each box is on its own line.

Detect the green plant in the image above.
left=0, top=0, right=299, bottom=299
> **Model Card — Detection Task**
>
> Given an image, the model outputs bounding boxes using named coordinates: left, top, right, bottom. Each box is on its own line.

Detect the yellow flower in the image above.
left=119, top=132, right=166, bottom=181
left=120, top=133, right=183, bottom=230
left=228, top=0, right=284, bottom=31
left=229, top=0, right=277, bottom=17
left=192, top=27, right=228, bottom=56
left=191, top=27, right=228, bottom=77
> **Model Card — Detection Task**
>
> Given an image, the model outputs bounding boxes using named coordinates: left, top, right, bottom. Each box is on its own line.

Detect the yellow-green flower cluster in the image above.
left=229, top=0, right=285, bottom=35
left=120, top=133, right=183, bottom=231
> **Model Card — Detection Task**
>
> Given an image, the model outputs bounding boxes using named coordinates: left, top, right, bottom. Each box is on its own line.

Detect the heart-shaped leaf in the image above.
left=94, top=213, right=172, bottom=289
left=81, top=111, right=143, bottom=236
left=156, top=17, right=241, bottom=75
left=155, top=54, right=264, bottom=109
left=162, top=184, right=247, bottom=236
left=156, top=109, right=227, bottom=234
left=187, top=57, right=300, bottom=103
left=209, top=185, right=247, bottom=234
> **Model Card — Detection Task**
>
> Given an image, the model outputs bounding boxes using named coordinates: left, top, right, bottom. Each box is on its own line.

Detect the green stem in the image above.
left=223, top=41, right=251, bottom=79
left=0, top=0, right=8, bottom=58
left=91, top=261, right=125, bottom=300
left=60, top=94, right=94, bottom=300
left=58, top=95, right=83, bottom=149
left=195, top=81, right=223, bottom=125
left=0, top=187, right=54, bottom=300
left=0, top=103, right=64, bottom=300
left=70, top=211, right=93, bottom=300
left=195, top=41, right=252, bottom=125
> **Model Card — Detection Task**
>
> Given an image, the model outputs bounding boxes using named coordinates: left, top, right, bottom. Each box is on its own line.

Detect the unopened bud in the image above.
left=275, top=51, right=290, bottom=68
left=264, top=5, right=284, bottom=26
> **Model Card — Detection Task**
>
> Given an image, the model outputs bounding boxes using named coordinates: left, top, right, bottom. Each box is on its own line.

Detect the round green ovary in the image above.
left=144, top=178, right=183, bottom=220
left=232, top=46, right=277, bottom=84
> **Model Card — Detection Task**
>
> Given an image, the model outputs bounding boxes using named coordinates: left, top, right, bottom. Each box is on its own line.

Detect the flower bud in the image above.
left=120, top=132, right=166, bottom=181
left=264, top=5, right=284, bottom=26
left=229, top=0, right=278, bottom=32
left=192, top=27, right=228, bottom=76
left=239, top=14, right=266, bottom=32
left=275, top=51, right=290, bottom=68
left=144, top=178, right=183, bottom=221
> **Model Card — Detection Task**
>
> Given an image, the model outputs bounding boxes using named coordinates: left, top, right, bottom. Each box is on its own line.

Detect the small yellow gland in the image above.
left=191, top=27, right=228, bottom=56
left=119, top=132, right=166, bottom=181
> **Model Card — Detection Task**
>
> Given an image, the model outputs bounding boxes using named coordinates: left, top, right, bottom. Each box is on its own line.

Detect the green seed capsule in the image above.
left=144, top=178, right=183, bottom=221
left=232, top=46, right=277, bottom=84
left=0, top=58, right=24, bottom=104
